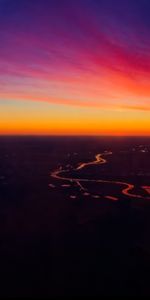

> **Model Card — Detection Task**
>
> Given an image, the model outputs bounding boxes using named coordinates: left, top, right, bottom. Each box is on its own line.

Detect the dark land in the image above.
left=0, top=136, right=150, bottom=297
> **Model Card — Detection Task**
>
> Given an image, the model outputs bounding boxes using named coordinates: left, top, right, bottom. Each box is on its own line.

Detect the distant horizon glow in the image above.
left=0, top=0, right=150, bottom=135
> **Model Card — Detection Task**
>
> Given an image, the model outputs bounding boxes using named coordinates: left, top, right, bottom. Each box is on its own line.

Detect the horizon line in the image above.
left=0, top=134, right=150, bottom=138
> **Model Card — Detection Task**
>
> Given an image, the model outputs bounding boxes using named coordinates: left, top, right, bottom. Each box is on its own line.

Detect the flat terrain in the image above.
left=0, top=136, right=150, bottom=296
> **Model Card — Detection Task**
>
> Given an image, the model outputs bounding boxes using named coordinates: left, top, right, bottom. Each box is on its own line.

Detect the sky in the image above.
left=0, top=0, right=150, bottom=135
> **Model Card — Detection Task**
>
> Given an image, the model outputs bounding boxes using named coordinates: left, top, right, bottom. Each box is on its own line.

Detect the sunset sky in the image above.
left=0, top=0, right=150, bottom=135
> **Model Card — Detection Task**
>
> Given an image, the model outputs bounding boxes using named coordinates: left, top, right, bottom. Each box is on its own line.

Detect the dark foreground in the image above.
left=0, top=136, right=150, bottom=297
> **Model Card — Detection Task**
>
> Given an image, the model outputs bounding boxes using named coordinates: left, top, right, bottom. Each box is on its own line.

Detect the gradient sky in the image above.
left=1, top=0, right=150, bottom=135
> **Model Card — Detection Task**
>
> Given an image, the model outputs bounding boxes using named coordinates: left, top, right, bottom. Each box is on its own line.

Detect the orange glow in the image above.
left=0, top=99, right=150, bottom=135
left=1, top=0, right=150, bottom=135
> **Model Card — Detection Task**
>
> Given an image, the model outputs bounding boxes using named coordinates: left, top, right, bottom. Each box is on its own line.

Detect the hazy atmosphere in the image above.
left=1, top=0, right=150, bottom=134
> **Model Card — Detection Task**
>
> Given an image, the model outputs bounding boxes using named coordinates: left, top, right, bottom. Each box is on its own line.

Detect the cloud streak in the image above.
left=0, top=0, right=150, bottom=115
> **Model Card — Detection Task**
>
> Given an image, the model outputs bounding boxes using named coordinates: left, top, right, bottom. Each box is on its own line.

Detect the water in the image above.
left=0, top=136, right=150, bottom=296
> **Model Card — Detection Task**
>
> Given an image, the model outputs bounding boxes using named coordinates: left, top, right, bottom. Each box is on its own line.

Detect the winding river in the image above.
left=51, top=151, right=150, bottom=200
